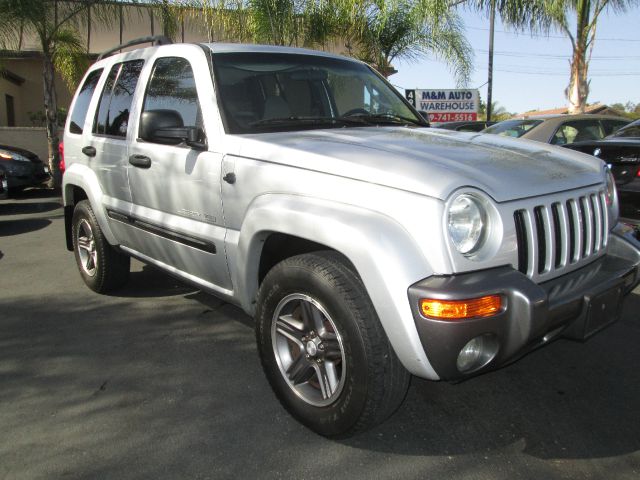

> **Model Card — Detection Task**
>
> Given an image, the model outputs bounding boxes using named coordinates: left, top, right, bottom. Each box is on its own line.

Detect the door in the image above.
left=125, top=53, right=231, bottom=292
left=81, top=59, right=145, bottom=241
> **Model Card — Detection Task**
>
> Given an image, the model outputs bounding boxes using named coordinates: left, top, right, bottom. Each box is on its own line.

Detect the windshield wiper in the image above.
left=249, top=116, right=368, bottom=127
left=344, top=112, right=424, bottom=126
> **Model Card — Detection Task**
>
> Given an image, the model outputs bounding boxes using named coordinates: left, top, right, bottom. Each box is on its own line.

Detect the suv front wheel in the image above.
left=256, top=251, right=410, bottom=437
left=72, top=200, right=130, bottom=293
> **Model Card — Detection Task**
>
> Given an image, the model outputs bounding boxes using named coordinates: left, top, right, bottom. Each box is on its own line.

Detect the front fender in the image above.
left=229, top=194, right=441, bottom=379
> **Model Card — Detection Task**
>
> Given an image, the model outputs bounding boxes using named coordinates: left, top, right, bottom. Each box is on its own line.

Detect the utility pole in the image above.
left=486, top=0, right=495, bottom=122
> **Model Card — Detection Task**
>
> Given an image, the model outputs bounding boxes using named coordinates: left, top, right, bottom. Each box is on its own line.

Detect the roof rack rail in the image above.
left=97, top=35, right=173, bottom=61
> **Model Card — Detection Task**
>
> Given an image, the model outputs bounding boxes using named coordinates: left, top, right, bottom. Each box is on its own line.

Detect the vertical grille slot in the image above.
left=514, top=209, right=528, bottom=274
left=566, top=200, right=577, bottom=263
left=600, top=191, right=608, bottom=248
left=534, top=206, right=546, bottom=274
left=591, top=194, right=602, bottom=252
left=512, top=188, right=608, bottom=281
left=551, top=203, right=562, bottom=268
left=577, top=197, right=588, bottom=259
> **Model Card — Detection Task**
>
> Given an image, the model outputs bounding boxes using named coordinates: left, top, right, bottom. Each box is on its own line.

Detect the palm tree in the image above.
left=469, top=0, right=638, bottom=114
left=196, top=0, right=472, bottom=84
left=0, top=0, right=163, bottom=187
left=347, top=0, right=472, bottom=83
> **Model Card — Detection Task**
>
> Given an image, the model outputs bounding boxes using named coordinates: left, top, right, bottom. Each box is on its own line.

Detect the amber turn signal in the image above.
left=420, top=295, right=502, bottom=320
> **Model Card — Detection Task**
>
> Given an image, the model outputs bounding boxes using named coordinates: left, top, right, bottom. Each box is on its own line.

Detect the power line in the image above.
left=475, top=49, right=640, bottom=60
left=476, top=67, right=640, bottom=76
left=466, top=25, right=640, bottom=42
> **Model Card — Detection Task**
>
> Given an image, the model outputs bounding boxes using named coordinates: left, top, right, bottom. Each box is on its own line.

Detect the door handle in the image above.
left=82, top=146, right=96, bottom=157
left=129, top=154, right=152, bottom=169
left=223, top=172, right=236, bottom=184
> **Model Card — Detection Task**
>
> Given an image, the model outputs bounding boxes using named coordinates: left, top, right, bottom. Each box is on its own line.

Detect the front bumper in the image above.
left=408, top=228, right=640, bottom=381
left=4, top=161, right=50, bottom=188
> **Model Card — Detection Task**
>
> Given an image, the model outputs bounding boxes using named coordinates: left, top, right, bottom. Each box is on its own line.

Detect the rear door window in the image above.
left=93, top=60, right=144, bottom=138
left=551, top=120, right=603, bottom=145
left=68, top=69, right=103, bottom=134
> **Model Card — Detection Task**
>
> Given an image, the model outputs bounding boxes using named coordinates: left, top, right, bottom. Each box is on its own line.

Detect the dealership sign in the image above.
left=405, top=89, right=479, bottom=123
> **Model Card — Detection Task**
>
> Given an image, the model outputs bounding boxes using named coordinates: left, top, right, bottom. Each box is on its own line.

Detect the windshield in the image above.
left=607, top=119, right=640, bottom=139
left=211, top=52, right=425, bottom=133
left=483, top=119, right=543, bottom=138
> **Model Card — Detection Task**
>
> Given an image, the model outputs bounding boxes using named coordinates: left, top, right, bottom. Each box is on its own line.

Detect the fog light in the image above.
left=456, top=334, right=499, bottom=373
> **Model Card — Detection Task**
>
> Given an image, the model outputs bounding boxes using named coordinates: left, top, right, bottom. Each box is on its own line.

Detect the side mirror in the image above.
left=153, top=126, right=207, bottom=150
left=139, top=109, right=207, bottom=150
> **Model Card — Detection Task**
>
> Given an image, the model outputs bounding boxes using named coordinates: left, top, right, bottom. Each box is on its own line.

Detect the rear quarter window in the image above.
left=68, top=69, right=103, bottom=134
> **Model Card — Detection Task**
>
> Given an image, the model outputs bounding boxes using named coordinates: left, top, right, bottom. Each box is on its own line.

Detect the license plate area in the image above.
left=584, top=286, right=624, bottom=339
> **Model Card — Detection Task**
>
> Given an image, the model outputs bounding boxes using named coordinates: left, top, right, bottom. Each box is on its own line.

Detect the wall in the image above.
left=0, top=59, right=73, bottom=127
left=0, top=127, right=62, bottom=161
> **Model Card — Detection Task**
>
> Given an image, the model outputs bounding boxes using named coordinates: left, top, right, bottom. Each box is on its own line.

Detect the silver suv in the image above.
left=62, top=37, right=640, bottom=437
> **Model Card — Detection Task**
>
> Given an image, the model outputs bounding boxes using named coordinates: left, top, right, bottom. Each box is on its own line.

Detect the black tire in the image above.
left=72, top=200, right=130, bottom=293
left=256, top=251, right=410, bottom=438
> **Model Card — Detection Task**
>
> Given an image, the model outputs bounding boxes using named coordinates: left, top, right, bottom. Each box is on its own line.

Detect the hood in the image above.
left=0, top=144, right=41, bottom=162
left=230, top=127, right=604, bottom=202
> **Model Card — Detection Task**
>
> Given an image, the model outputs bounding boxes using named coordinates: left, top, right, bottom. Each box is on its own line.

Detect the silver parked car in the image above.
left=482, top=114, right=629, bottom=146
left=62, top=38, right=640, bottom=437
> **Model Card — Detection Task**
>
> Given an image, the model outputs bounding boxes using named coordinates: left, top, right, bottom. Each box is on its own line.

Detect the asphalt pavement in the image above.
left=1, top=190, right=639, bottom=480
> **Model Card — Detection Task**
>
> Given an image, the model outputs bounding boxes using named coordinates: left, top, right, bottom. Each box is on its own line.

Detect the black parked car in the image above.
left=0, top=166, right=8, bottom=200
left=564, top=119, right=640, bottom=225
left=433, top=120, right=496, bottom=132
left=0, top=144, right=50, bottom=191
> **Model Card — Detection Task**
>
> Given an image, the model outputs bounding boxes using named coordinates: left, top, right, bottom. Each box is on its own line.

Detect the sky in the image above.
left=391, top=5, right=640, bottom=115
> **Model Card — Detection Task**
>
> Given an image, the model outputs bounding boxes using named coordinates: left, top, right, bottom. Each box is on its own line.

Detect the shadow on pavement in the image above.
left=108, top=264, right=197, bottom=298
left=7, top=186, right=61, bottom=200
left=0, top=218, right=51, bottom=236
left=0, top=201, right=61, bottom=216
left=1, top=260, right=639, bottom=478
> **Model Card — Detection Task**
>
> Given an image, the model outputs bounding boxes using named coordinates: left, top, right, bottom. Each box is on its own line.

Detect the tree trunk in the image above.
left=567, top=42, right=589, bottom=114
left=567, top=2, right=591, bottom=114
left=42, top=53, right=61, bottom=188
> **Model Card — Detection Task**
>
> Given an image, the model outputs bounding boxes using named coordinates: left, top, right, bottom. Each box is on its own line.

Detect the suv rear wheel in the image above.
left=256, top=251, right=410, bottom=437
left=72, top=200, right=130, bottom=293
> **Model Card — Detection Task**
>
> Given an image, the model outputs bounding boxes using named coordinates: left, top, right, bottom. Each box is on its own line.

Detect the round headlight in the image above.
left=448, top=194, right=486, bottom=255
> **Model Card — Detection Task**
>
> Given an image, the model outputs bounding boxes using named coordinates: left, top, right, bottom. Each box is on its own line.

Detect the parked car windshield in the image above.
left=211, top=52, right=425, bottom=133
left=607, top=119, right=640, bottom=139
left=482, top=119, right=543, bottom=138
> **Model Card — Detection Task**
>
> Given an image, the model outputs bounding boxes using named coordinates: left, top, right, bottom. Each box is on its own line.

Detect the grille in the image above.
left=514, top=190, right=608, bottom=280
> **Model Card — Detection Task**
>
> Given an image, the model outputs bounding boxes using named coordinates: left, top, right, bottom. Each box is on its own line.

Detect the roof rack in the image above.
left=97, top=35, right=173, bottom=61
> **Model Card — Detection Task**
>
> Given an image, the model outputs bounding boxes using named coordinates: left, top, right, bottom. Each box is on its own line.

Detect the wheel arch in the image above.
left=62, top=165, right=119, bottom=250
left=230, top=193, right=440, bottom=379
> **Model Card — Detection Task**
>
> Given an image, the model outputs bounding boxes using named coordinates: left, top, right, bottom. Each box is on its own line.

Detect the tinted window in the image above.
left=93, top=60, right=144, bottom=137
left=69, top=69, right=103, bottom=134
left=608, top=119, right=640, bottom=138
left=551, top=120, right=603, bottom=145
left=483, top=119, right=542, bottom=138
left=601, top=119, right=629, bottom=136
left=142, top=57, right=202, bottom=132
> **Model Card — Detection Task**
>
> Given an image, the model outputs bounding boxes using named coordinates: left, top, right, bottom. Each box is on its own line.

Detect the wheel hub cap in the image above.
left=76, top=219, right=98, bottom=277
left=271, top=293, right=346, bottom=407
